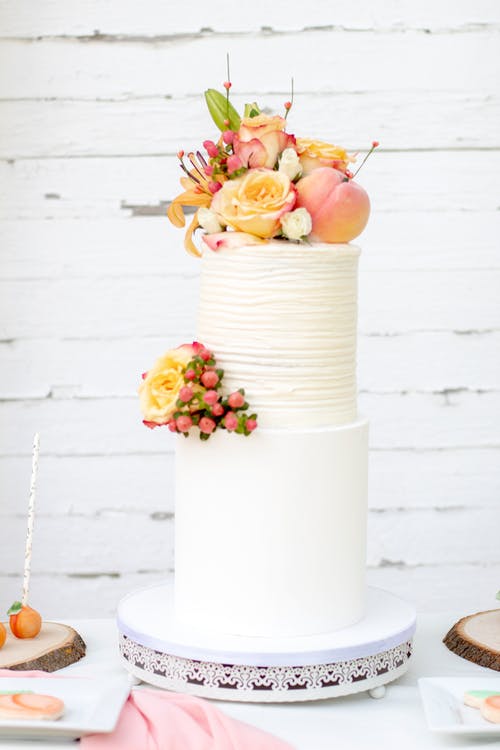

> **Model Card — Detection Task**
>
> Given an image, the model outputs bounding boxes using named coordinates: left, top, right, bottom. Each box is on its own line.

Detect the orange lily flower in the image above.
left=167, top=151, right=226, bottom=257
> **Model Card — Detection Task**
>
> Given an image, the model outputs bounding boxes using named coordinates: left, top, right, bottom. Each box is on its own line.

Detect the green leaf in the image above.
left=243, top=102, right=261, bottom=118
left=7, top=601, right=22, bottom=616
left=204, top=89, right=241, bottom=132
left=496, top=590, right=500, bottom=600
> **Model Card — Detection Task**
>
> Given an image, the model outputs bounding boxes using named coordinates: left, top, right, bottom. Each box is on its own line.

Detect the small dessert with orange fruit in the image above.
left=0, top=621, right=6, bottom=649
left=7, top=602, right=42, bottom=639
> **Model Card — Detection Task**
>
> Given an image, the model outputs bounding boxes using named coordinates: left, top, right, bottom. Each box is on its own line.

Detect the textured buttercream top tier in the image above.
left=197, top=242, right=360, bottom=428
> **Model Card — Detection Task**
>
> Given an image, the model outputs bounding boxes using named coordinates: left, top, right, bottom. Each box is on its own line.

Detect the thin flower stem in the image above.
left=352, top=142, right=378, bottom=179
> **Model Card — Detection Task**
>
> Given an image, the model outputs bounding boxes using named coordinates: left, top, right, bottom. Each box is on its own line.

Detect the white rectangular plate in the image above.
left=0, top=674, right=131, bottom=740
left=418, top=677, right=500, bottom=736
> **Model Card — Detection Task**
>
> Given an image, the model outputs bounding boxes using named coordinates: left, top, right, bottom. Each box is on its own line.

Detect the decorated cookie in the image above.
left=480, top=695, right=500, bottom=724
left=463, top=689, right=500, bottom=709
left=0, top=693, right=64, bottom=721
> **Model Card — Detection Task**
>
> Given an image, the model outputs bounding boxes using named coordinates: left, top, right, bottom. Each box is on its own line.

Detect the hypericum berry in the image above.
left=228, top=391, right=245, bottom=409
left=224, top=412, right=238, bottom=431
left=199, top=416, right=216, bottom=434
left=222, top=130, right=234, bottom=145
left=204, top=164, right=214, bottom=176
left=168, top=419, right=178, bottom=432
left=201, top=370, right=219, bottom=388
left=203, top=140, right=219, bottom=158
left=246, top=418, right=258, bottom=432
left=211, top=403, right=224, bottom=417
left=223, top=81, right=232, bottom=90
left=176, top=415, right=193, bottom=432
left=203, top=389, right=219, bottom=406
left=200, top=348, right=212, bottom=362
left=179, top=386, right=194, bottom=402
left=227, top=154, right=243, bottom=174
left=208, top=181, right=222, bottom=194
left=185, top=369, right=196, bottom=381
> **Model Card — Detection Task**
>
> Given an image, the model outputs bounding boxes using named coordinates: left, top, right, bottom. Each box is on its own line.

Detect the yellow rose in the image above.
left=139, top=344, right=194, bottom=425
left=210, top=168, right=296, bottom=239
left=296, top=138, right=356, bottom=176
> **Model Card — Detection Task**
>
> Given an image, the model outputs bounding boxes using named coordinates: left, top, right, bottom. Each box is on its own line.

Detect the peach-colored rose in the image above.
left=139, top=344, right=195, bottom=425
left=234, top=114, right=296, bottom=169
left=296, top=138, right=356, bottom=176
left=210, top=168, right=296, bottom=239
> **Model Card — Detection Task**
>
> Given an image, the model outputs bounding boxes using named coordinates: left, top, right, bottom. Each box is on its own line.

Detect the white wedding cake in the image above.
left=126, top=84, right=416, bottom=702
left=175, top=242, right=368, bottom=637
left=137, top=81, right=379, bottom=643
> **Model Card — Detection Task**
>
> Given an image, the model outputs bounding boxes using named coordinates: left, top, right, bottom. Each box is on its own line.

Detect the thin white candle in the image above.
left=22, top=433, right=40, bottom=607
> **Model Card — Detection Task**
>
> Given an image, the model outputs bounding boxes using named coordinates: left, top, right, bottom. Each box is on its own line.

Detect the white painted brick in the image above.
left=2, top=0, right=500, bottom=37
left=1, top=562, right=498, bottom=619
left=0, top=514, right=174, bottom=575
left=0, top=571, right=172, bottom=620
left=0, top=32, right=498, bottom=99
left=1, top=152, right=499, bottom=221
left=367, top=508, right=500, bottom=566
left=0, top=448, right=497, bottom=518
left=0, top=448, right=498, bottom=516
left=1, top=268, right=498, bottom=339
left=2, top=91, right=499, bottom=158
left=368, top=449, right=500, bottom=510
left=1, top=213, right=499, bottom=282
left=0, top=454, right=175, bottom=515
left=0, top=391, right=497, bottom=457
left=1, top=332, right=498, bottom=399
left=1, top=563, right=498, bottom=619
left=367, top=563, right=500, bottom=615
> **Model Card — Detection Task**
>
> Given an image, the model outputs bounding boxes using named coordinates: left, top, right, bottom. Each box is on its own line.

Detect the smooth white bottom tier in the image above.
left=174, top=419, right=369, bottom=637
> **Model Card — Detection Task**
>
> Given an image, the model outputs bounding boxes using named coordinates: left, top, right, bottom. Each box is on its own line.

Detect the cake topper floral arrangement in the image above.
left=167, top=62, right=378, bottom=256
left=140, top=64, right=377, bottom=438
left=139, top=342, right=257, bottom=439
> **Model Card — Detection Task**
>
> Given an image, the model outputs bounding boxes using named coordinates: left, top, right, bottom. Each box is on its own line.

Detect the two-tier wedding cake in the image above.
left=119, top=79, right=415, bottom=701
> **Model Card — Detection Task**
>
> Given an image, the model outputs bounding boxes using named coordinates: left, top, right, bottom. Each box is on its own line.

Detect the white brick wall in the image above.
left=0, top=1, right=499, bottom=619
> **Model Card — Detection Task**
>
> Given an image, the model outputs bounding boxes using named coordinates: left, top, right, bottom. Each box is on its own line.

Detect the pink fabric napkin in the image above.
left=0, top=670, right=294, bottom=750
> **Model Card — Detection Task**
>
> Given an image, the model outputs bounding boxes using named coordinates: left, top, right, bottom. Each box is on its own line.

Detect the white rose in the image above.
left=280, top=208, right=312, bottom=241
left=197, top=207, right=223, bottom=234
left=278, top=148, right=302, bottom=181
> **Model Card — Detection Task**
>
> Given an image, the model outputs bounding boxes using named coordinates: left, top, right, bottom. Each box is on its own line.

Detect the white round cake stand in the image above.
left=117, top=583, right=416, bottom=703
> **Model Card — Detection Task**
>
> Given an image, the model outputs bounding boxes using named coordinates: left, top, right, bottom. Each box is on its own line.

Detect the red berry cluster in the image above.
left=167, top=344, right=258, bottom=441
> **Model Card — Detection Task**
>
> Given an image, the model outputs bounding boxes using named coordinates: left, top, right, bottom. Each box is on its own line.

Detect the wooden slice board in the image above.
left=444, top=608, right=500, bottom=671
left=0, top=621, right=86, bottom=672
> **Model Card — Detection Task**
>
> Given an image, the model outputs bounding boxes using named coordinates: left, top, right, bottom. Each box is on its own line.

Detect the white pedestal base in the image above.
left=117, top=583, right=416, bottom=703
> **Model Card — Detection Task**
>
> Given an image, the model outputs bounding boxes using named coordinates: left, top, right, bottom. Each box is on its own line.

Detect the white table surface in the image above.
left=0, top=613, right=498, bottom=749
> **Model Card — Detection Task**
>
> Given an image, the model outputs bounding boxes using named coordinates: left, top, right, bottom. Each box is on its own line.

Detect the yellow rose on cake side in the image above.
left=139, top=344, right=195, bottom=426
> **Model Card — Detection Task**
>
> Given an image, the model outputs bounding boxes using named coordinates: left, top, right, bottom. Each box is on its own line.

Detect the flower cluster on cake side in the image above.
left=139, top=342, right=257, bottom=439
left=139, top=72, right=378, bottom=439
left=167, top=75, right=378, bottom=256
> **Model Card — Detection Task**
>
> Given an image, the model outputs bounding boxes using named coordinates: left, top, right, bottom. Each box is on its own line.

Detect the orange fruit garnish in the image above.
left=8, top=604, right=42, bottom=639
